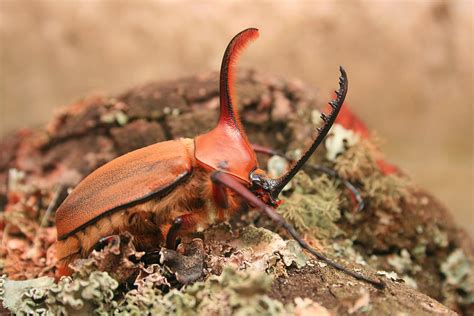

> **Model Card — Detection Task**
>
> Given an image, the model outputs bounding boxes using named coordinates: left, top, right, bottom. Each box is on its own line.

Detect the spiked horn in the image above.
left=268, top=67, right=348, bottom=200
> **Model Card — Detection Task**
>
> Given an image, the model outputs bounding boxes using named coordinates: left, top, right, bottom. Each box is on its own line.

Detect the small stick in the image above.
left=32, top=185, right=64, bottom=250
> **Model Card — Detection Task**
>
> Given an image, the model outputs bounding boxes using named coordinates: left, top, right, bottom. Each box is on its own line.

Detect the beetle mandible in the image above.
left=55, top=28, right=384, bottom=289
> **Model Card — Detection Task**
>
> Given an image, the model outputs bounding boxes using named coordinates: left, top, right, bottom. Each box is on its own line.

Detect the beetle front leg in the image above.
left=93, top=235, right=121, bottom=252
left=252, top=143, right=294, bottom=162
left=165, top=214, right=199, bottom=250
left=166, top=217, right=184, bottom=249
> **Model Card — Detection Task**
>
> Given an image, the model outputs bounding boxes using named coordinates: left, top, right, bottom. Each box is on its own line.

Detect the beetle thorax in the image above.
left=194, top=121, right=257, bottom=184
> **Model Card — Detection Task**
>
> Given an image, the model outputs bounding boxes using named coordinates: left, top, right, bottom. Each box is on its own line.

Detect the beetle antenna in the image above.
left=268, top=67, right=348, bottom=200
left=219, top=28, right=259, bottom=134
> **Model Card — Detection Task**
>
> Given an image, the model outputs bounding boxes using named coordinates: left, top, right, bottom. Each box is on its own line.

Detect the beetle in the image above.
left=55, top=28, right=384, bottom=289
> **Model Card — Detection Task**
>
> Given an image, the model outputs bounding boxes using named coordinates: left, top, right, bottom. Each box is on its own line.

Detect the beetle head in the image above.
left=195, top=28, right=347, bottom=203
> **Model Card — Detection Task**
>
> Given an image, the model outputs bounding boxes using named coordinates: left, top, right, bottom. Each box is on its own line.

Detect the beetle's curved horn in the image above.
left=194, top=28, right=259, bottom=183
left=268, top=67, right=348, bottom=200
left=218, top=28, right=259, bottom=134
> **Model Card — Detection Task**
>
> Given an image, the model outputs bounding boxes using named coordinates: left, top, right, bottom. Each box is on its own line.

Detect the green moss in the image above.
left=333, top=138, right=380, bottom=182
left=362, top=174, right=411, bottom=214
left=278, top=172, right=342, bottom=239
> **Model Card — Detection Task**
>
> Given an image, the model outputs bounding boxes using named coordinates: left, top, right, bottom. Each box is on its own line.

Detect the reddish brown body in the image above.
left=55, top=30, right=259, bottom=273
left=55, top=28, right=384, bottom=289
left=55, top=138, right=249, bottom=270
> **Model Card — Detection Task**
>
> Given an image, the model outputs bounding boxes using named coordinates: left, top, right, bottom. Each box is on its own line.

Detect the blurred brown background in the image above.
left=0, top=1, right=472, bottom=236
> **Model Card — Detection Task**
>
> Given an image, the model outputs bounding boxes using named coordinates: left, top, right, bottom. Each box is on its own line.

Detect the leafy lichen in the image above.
left=115, top=266, right=291, bottom=316
left=441, top=249, right=474, bottom=306
left=4, top=271, right=118, bottom=315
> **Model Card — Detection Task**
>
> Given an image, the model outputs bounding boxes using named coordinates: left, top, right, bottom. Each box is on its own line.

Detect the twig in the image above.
left=32, top=185, right=64, bottom=250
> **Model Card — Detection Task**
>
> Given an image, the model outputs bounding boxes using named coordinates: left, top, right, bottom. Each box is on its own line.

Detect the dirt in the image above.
left=270, top=265, right=456, bottom=316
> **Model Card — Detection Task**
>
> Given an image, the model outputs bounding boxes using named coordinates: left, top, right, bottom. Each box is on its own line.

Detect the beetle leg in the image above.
left=165, top=214, right=200, bottom=250
left=252, top=143, right=364, bottom=211
left=93, top=235, right=121, bottom=252
left=166, top=217, right=184, bottom=249
left=252, top=143, right=294, bottom=162
left=308, top=165, right=365, bottom=211
left=210, top=171, right=385, bottom=289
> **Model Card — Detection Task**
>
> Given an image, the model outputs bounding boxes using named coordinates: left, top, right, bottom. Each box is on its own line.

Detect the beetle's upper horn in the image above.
left=268, top=67, right=348, bottom=200
left=194, top=29, right=259, bottom=184
left=218, top=28, right=259, bottom=132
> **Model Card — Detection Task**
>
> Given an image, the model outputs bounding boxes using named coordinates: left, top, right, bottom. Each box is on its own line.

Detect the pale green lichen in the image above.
left=2, top=227, right=304, bottom=315
left=332, top=240, right=367, bottom=266
left=412, top=244, right=427, bottom=260
left=1, top=275, right=53, bottom=313
left=441, top=249, right=474, bottom=304
left=432, top=226, right=449, bottom=248
left=278, top=172, right=342, bottom=239
left=325, top=124, right=360, bottom=162
left=386, top=249, right=420, bottom=289
left=101, top=110, right=129, bottom=126
left=163, top=107, right=181, bottom=117
left=231, top=226, right=307, bottom=275
left=115, top=266, right=291, bottom=316
left=387, top=249, right=419, bottom=274
left=5, top=271, right=118, bottom=315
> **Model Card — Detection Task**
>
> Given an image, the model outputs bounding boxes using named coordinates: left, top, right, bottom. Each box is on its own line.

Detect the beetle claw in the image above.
left=93, top=235, right=121, bottom=252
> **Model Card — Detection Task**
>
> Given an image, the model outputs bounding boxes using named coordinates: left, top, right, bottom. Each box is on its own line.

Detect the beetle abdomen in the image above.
left=55, top=138, right=195, bottom=240
left=55, top=172, right=203, bottom=270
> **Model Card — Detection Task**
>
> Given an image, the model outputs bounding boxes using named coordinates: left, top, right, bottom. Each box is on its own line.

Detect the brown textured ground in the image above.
left=0, top=70, right=472, bottom=314
left=270, top=265, right=455, bottom=316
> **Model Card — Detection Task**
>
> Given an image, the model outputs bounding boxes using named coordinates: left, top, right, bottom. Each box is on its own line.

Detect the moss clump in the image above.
left=332, top=137, right=412, bottom=214
left=278, top=172, right=342, bottom=239
left=362, top=174, right=412, bottom=214
left=333, top=138, right=380, bottom=182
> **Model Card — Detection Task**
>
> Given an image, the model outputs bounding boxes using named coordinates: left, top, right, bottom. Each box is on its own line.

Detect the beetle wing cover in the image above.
left=55, top=139, right=193, bottom=239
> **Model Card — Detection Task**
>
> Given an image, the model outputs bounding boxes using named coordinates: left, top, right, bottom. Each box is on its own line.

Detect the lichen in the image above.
left=229, top=226, right=307, bottom=276
left=1, top=169, right=58, bottom=280
left=333, top=138, right=380, bottom=182
left=441, top=249, right=474, bottom=305
left=332, top=240, right=367, bottom=266
left=278, top=172, right=342, bottom=239
left=5, top=271, right=118, bottom=315
left=101, top=110, right=129, bottom=126
left=293, top=297, right=330, bottom=316
left=115, top=266, right=291, bottom=316
left=362, top=173, right=412, bottom=214
left=325, top=124, right=360, bottom=162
